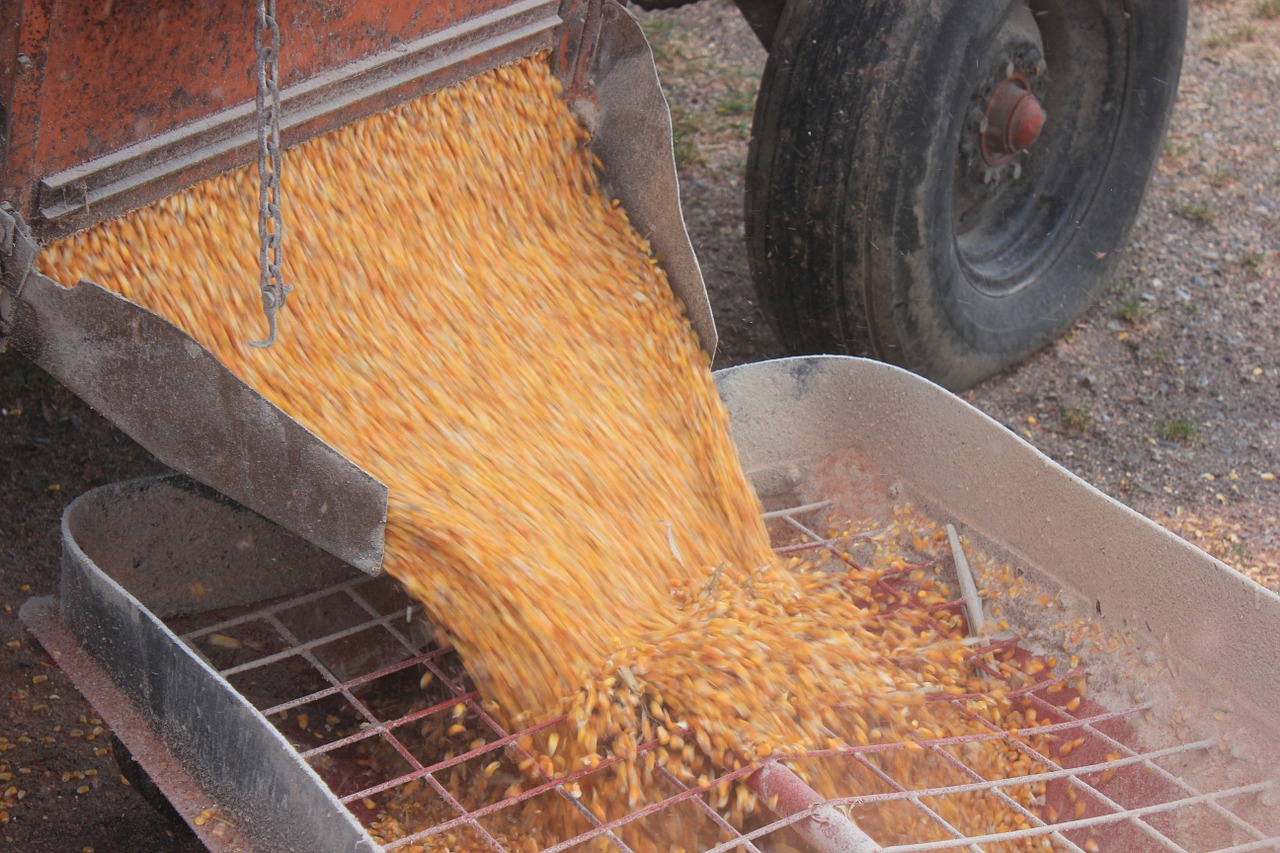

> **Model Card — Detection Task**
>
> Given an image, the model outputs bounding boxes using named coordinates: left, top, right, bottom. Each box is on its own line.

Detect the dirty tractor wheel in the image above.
left=745, top=0, right=1187, bottom=390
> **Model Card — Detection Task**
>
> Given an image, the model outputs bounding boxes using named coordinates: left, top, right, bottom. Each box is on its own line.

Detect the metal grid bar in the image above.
left=1020, top=689, right=1279, bottom=846
left=388, top=658, right=636, bottom=853
left=259, top=611, right=516, bottom=851
left=928, top=741, right=1087, bottom=853
left=759, top=504, right=1280, bottom=851
left=261, top=646, right=459, bottom=719
left=975, top=720, right=1193, bottom=852
left=183, top=574, right=386, bottom=640
left=173, top=501, right=1280, bottom=851
left=962, top=691, right=1269, bottom=850
left=537, top=765, right=755, bottom=852
left=747, top=761, right=880, bottom=852
left=872, top=783, right=1275, bottom=852
left=178, top=558, right=779, bottom=849
left=651, top=764, right=766, bottom=853
left=343, top=582, right=429, bottom=658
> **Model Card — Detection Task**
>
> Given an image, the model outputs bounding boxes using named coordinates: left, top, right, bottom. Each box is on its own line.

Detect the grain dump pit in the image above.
left=21, top=356, right=1280, bottom=852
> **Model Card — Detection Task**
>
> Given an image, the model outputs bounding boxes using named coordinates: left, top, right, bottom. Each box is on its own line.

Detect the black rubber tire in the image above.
left=745, top=0, right=1187, bottom=390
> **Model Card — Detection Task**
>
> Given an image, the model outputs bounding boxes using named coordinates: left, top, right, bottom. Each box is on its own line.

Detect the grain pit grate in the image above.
left=20, top=357, right=1280, bottom=851
left=162, top=499, right=1280, bottom=852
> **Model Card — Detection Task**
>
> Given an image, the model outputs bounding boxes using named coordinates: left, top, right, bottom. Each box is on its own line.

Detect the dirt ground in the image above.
left=1, top=0, right=1276, bottom=849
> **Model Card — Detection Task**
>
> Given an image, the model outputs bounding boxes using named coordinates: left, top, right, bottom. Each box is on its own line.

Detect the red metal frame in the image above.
left=1, top=0, right=593, bottom=240
left=0, top=1, right=498, bottom=204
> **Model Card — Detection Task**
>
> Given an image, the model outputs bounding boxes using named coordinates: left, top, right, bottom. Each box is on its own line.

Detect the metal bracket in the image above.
left=0, top=204, right=16, bottom=253
left=561, top=1, right=718, bottom=356
left=0, top=206, right=388, bottom=573
left=0, top=203, right=39, bottom=346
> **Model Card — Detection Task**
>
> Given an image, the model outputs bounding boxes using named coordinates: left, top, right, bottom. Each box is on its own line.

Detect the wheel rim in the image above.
left=950, top=3, right=1123, bottom=298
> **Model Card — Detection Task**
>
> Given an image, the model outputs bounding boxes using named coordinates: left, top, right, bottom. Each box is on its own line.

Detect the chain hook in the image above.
left=249, top=0, right=291, bottom=348
left=248, top=282, right=293, bottom=349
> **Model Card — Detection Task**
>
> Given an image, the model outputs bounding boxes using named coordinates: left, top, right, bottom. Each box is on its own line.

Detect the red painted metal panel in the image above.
left=0, top=0, right=527, bottom=224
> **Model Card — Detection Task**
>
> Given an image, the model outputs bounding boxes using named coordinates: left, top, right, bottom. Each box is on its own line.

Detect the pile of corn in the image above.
left=1154, top=509, right=1280, bottom=590
left=42, top=56, right=1054, bottom=849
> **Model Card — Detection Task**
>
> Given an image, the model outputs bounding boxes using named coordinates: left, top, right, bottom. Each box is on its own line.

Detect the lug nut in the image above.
left=1020, top=46, right=1048, bottom=76
left=969, top=109, right=990, bottom=134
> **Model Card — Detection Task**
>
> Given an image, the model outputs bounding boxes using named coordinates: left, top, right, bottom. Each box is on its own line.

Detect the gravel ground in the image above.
left=1, top=1, right=1276, bottom=849
left=964, top=1, right=1280, bottom=585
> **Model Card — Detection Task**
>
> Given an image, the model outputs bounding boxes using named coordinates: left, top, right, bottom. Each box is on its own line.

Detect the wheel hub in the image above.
left=956, top=35, right=1049, bottom=197
left=982, top=74, right=1045, bottom=166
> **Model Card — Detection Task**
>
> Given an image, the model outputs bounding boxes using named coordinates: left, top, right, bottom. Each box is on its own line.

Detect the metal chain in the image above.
left=249, top=0, right=292, bottom=348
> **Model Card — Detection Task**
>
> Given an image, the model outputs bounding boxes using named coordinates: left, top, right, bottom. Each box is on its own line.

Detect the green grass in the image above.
left=1256, top=0, right=1280, bottom=19
left=668, top=104, right=704, bottom=168
left=1204, top=24, right=1260, bottom=47
left=713, top=85, right=755, bottom=142
left=1111, top=281, right=1156, bottom=324
left=1241, top=250, right=1264, bottom=271
left=1155, top=418, right=1200, bottom=443
left=1115, top=298, right=1153, bottom=323
left=638, top=16, right=706, bottom=167
left=1208, top=168, right=1239, bottom=188
left=1060, top=403, right=1095, bottom=434
left=637, top=8, right=762, bottom=170
left=640, top=15, right=707, bottom=67
left=640, top=16, right=680, bottom=56
left=1174, top=201, right=1216, bottom=226
left=715, top=84, right=756, bottom=118
left=1226, top=540, right=1251, bottom=567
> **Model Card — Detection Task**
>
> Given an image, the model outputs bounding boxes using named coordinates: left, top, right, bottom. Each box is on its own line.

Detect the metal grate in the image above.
left=172, top=501, right=1280, bottom=852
